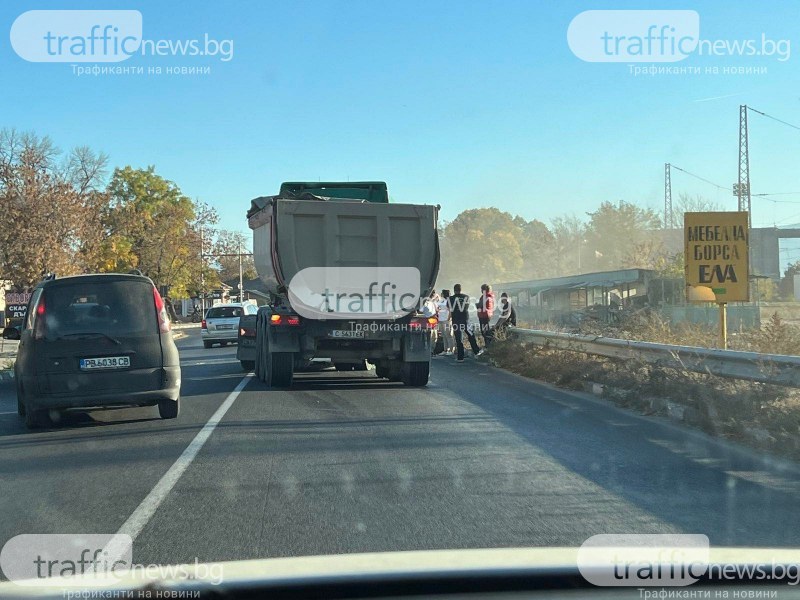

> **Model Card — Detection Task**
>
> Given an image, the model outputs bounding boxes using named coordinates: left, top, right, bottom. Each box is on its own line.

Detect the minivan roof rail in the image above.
left=42, top=272, right=56, bottom=281
left=128, top=269, right=144, bottom=276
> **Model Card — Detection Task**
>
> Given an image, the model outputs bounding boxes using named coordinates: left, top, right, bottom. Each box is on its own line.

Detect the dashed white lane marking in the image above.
left=104, top=374, right=252, bottom=561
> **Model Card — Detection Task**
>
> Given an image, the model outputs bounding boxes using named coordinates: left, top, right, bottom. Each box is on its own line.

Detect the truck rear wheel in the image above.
left=267, top=352, right=294, bottom=388
left=402, top=361, right=430, bottom=387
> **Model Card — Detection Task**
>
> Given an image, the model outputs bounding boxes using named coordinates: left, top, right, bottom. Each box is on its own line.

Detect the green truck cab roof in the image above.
left=278, top=181, right=389, bottom=203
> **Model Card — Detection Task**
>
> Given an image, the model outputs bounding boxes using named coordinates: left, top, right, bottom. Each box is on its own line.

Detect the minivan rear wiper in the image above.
left=56, top=332, right=122, bottom=345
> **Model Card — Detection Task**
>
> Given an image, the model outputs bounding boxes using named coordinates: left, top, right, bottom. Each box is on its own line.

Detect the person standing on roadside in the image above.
left=476, top=283, right=495, bottom=348
left=493, top=292, right=517, bottom=338
left=448, top=283, right=480, bottom=362
left=421, top=290, right=439, bottom=348
left=437, top=289, right=454, bottom=355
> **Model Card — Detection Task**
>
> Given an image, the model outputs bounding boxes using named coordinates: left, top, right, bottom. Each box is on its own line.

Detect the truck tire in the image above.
left=386, top=360, right=403, bottom=382
left=254, top=320, right=265, bottom=381
left=203, top=341, right=213, bottom=349
left=240, top=360, right=255, bottom=372
left=267, top=352, right=294, bottom=388
left=402, top=361, right=430, bottom=387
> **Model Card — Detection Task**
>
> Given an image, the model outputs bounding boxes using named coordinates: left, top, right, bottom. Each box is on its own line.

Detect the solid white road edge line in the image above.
left=103, top=374, right=252, bottom=562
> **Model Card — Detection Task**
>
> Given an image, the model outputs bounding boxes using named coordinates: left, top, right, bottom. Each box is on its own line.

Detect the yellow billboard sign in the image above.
left=684, top=212, right=749, bottom=303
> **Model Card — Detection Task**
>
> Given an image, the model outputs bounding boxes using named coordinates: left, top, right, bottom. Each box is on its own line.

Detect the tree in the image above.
left=0, top=129, right=108, bottom=288
left=104, top=166, right=218, bottom=297
left=550, top=215, right=587, bottom=276
left=438, top=208, right=524, bottom=290
left=670, top=193, right=721, bottom=228
left=584, top=200, right=662, bottom=272
left=213, top=230, right=257, bottom=283
left=518, top=218, right=557, bottom=279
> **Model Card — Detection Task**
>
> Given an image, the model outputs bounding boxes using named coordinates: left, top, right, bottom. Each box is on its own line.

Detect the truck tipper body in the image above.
left=237, top=182, right=440, bottom=387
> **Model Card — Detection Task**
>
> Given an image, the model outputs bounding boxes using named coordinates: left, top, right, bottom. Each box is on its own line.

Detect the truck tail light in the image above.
left=269, top=314, right=301, bottom=326
left=410, top=316, right=438, bottom=330
left=201, top=319, right=207, bottom=330
left=239, top=327, right=256, bottom=337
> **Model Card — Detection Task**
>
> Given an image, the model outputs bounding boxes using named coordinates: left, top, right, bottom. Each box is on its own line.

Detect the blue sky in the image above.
left=3, top=1, right=800, bottom=261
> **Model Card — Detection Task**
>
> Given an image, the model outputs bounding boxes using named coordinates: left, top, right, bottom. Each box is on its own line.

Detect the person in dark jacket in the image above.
left=448, top=283, right=480, bottom=362
left=493, top=292, right=517, bottom=338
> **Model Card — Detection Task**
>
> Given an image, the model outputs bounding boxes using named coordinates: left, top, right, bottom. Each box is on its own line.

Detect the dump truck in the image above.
left=237, top=182, right=440, bottom=387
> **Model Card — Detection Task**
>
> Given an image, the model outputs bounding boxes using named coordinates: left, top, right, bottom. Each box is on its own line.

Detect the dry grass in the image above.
left=487, top=334, right=800, bottom=462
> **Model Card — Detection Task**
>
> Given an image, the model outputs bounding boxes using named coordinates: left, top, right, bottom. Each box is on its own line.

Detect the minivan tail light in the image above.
left=34, top=296, right=46, bottom=339
left=153, top=287, right=171, bottom=333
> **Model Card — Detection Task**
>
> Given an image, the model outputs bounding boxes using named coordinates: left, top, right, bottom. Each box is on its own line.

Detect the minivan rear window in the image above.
left=206, top=306, right=243, bottom=319
left=43, top=280, right=156, bottom=338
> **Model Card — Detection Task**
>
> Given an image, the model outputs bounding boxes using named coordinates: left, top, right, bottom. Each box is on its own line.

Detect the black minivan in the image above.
left=15, top=273, right=181, bottom=429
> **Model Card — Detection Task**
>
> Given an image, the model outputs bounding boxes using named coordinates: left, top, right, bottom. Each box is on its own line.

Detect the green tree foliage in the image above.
left=439, top=199, right=676, bottom=288
left=103, top=166, right=219, bottom=297
left=438, top=208, right=524, bottom=290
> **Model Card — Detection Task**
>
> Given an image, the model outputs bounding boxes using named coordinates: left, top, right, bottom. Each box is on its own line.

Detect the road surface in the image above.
left=1, top=326, right=799, bottom=570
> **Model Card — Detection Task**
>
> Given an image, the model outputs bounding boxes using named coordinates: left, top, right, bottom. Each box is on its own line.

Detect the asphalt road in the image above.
left=1, top=326, right=800, bottom=570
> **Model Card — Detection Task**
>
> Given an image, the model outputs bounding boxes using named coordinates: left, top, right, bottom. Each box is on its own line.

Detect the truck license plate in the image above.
left=331, top=330, right=365, bottom=339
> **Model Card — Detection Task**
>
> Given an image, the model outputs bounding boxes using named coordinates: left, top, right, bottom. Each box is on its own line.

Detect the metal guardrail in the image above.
left=509, top=327, right=800, bottom=387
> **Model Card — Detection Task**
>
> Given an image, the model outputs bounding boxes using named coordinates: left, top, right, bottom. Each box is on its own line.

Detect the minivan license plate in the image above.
left=80, top=356, right=131, bottom=370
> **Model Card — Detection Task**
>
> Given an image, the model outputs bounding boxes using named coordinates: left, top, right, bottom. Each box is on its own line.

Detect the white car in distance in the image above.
left=202, top=302, right=258, bottom=349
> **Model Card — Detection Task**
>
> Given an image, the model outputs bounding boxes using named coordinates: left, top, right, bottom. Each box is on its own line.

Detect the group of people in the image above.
left=423, top=283, right=517, bottom=362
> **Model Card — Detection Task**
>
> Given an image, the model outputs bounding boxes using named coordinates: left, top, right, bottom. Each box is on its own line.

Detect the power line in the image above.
left=748, top=106, right=800, bottom=132
left=752, top=195, right=800, bottom=205
left=753, top=192, right=800, bottom=197
left=669, top=164, right=727, bottom=190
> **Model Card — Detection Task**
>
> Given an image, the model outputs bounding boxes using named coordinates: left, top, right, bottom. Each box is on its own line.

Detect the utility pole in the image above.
left=200, top=227, right=206, bottom=315
left=737, top=104, right=752, bottom=228
left=664, top=163, right=673, bottom=229
left=238, top=238, right=244, bottom=302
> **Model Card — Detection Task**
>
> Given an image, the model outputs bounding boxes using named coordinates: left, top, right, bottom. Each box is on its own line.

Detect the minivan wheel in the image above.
left=158, top=398, right=180, bottom=419
left=203, top=341, right=213, bottom=349
left=24, top=407, right=49, bottom=429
